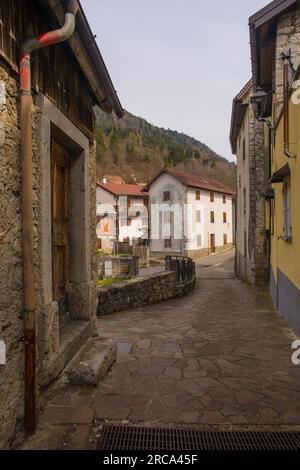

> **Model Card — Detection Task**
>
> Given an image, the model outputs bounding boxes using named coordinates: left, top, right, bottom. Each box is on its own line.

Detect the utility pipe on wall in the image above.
left=20, top=0, right=79, bottom=436
left=283, top=61, right=296, bottom=159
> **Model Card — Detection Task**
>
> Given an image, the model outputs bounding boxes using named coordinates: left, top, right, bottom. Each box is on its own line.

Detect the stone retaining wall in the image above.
left=97, top=271, right=196, bottom=316
left=97, top=256, right=139, bottom=279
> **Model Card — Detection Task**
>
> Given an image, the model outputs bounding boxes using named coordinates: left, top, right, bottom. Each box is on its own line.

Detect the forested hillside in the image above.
left=94, top=108, right=236, bottom=188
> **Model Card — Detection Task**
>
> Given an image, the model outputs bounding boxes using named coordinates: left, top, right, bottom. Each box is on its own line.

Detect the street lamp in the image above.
left=250, top=87, right=269, bottom=119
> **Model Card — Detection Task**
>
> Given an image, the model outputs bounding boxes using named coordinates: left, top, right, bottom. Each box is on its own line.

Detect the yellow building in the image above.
left=250, top=0, right=300, bottom=336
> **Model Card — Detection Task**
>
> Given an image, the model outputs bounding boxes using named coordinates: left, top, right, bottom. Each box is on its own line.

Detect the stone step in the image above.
left=64, top=337, right=117, bottom=386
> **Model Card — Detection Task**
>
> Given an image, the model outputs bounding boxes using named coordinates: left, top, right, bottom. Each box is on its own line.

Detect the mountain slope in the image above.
left=94, top=108, right=236, bottom=188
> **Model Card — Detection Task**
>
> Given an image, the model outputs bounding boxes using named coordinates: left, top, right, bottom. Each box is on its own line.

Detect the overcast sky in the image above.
left=81, top=0, right=268, bottom=161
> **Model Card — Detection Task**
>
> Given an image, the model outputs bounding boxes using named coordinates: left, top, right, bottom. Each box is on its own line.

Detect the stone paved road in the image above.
left=23, top=250, right=300, bottom=449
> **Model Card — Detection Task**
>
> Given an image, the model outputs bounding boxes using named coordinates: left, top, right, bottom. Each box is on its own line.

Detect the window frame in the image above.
left=242, top=138, right=246, bottom=161
left=163, top=190, right=171, bottom=202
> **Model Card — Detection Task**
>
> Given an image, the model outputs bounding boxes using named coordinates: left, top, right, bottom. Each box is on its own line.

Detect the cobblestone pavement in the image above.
left=23, top=250, right=300, bottom=449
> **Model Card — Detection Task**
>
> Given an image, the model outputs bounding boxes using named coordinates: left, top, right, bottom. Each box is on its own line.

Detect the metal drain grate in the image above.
left=98, top=425, right=300, bottom=451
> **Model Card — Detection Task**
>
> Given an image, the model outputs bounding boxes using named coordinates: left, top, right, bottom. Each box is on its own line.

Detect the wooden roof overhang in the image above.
left=229, top=80, right=252, bottom=155
left=33, top=0, right=124, bottom=117
left=249, top=0, right=300, bottom=102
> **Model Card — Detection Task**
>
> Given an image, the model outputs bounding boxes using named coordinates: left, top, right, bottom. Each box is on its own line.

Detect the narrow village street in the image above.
left=23, top=249, right=300, bottom=450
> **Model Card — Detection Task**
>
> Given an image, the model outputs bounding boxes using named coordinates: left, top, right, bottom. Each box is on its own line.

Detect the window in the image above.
left=197, top=234, right=202, bottom=247
left=210, top=211, right=215, bottom=223
left=223, top=194, right=226, bottom=204
left=223, top=234, right=227, bottom=245
left=164, top=238, right=171, bottom=248
left=163, top=191, right=170, bottom=201
left=196, top=210, right=201, bottom=223
left=223, top=212, right=227, bottom=223
left=242, top=139, right=246, bottom=161
left=283, top=177, right=292, bottom=240
left=127, top=218, right=132, bottom=226
left=99, top=218, right=113, bottom=235
left=103, top=221, right=109, bottom=233
left=243, top=188, right=246, bottom=212
left=210, top=192, right=214, bottom=202
left=195, top=190, right=200, bottom=200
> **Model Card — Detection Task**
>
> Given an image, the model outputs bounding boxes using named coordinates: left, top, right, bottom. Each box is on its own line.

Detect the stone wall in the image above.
left=133, top=243, right=150, bottom=267
left=0, top=58, right=97, bottom=448
left=88, top=142, right=98, bottom=335
left=275, top=8, right=300, bottom=119
left=97, top=272, right=196, bottom=316
left=248, top=104, right=270, bottom=286
left=235, top=84, right=269, bottom=287
left=113, top=241, right=133, bottom=255
left=97, top=256, right=139, bottom=279
left=0, top=60, right=25, bottom=449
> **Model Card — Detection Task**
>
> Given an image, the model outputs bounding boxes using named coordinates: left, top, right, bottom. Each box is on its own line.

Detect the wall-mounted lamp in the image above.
left=250, top=87, right=270, bottom=119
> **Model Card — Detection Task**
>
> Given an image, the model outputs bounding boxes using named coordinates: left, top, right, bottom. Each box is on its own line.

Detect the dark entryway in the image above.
left=51, top=140, right=70, bottom=323
left=210, top=233, right=215, bottom=253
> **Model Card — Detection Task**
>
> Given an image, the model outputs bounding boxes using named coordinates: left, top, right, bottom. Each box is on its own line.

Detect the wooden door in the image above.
left=210, top=234, right=216, bottom=253
left=51, top=141, right=69, bottom=317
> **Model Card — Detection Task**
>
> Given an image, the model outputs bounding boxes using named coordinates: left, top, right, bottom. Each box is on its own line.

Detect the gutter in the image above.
left=283, top=61, right=296, bottom=158
left=20, top=0, right=79, bottom=436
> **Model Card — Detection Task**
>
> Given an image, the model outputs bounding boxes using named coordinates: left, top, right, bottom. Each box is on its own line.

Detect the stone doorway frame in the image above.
left=36, top=94, right=94, bottom=385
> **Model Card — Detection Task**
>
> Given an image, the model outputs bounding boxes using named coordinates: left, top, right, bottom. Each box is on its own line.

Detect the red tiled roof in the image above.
left=144, top=168, right=236, bottom=196
left=97, top=182, right=148, bottom=197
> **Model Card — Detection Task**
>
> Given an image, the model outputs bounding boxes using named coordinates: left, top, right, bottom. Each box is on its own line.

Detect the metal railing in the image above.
left=165, top=256, right=195, bottom=283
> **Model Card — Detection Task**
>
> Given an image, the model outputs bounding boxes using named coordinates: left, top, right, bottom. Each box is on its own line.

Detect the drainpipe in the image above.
left=283, top=62, right=296, bottom=159
left=20, top=0, right=79, bottom=436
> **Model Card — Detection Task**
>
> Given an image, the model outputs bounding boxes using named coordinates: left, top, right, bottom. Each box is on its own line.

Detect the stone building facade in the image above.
left=274, top=7, right=300, bottom=119
left=230, top=80, right=270, bottom=285
left=0, top=0, right=123, bottom=448
left=249, top=0, right=300, bottom=336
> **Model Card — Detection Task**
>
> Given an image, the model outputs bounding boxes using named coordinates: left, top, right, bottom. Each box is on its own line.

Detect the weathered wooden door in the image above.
left=51, top=141, right=69, bottom=318
left=210, top=234, right=216, bottom=253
